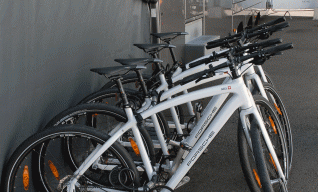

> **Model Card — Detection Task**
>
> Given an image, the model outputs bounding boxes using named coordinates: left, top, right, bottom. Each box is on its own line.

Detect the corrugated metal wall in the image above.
left=0, top=0, right=150, bottom=179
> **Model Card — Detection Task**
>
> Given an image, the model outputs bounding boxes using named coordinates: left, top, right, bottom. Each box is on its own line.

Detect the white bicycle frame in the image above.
left=66, top=69, right=287, bottom=192
left=141, top=57, right=269, bottom=136
left=149, top=48, right=270, bottom=130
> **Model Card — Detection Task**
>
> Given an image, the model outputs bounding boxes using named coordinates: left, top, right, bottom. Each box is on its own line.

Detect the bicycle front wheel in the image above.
left=2, top=125, right=140, bottom=192
left=238, top=95, right=288, bottom=192
left=263, top=82, right=292, bottom=171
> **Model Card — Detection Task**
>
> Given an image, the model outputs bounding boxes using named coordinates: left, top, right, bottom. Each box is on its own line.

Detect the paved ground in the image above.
left=177, top=17, right=318, bottom=191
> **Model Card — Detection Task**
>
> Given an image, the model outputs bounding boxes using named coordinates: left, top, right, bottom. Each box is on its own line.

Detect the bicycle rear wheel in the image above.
left=77, top=88, right=171, bottom=140
left=44, top=103, right=156, bottom=166
left=100, top=73, right=155, bottom=90
left=2, top=125, right=140, bottom=192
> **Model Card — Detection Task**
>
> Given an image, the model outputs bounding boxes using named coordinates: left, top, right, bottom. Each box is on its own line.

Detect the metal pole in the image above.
left=150, top=2, right=160, bottom=43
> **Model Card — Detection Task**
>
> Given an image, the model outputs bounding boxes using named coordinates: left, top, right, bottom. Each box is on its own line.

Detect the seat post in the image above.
left=114, top=78, right=130, bottom=108
left=135, top=69, right=149, bottom=97
left=150, top=52, right=163, bottom=71
left=167, top=41, right=177, bottom=64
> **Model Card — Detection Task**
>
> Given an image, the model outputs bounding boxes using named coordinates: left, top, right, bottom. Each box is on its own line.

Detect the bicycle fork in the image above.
left=240, top=98, right=288, bottom=191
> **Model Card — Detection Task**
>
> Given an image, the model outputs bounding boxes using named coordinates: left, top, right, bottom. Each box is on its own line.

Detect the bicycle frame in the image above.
left=66, top=74, right=287, bottom=192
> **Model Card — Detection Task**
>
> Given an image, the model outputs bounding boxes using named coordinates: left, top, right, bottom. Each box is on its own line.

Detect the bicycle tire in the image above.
left=249, top=119, right=274, bottom=192
left=44, top=103, right=156, bottom=165
left=262, top=82, right=292, bottom=171
left=250, top=80, right=292, bottom=171
left=95, top=73, right=186, bottom=125
left=100, top=73, right=154, bottom=90
left=77, top=88, right=170, bottom=140
left=1, top=125, right=140, bottom=192
left=238, top=95, right=288, bottom=192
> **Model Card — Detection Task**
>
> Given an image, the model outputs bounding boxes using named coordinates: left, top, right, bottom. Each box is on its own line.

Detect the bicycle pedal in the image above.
left=175, top=176, right=190, bottom=189
left=180, top=142, right=192, bottom=151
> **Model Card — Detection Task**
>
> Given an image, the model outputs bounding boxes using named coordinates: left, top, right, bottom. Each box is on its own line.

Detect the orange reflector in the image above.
left=233, top=28, right=237, bottom=33
left=23, top=165, right=29, bottom=191
left=48, top=160, right=60, bottom=180
left=268, top=116, right=277, bottom=134
left=92, top=113, right=98, bottom=118
left=135, top=81, right=139, bottom=88
left=129, top=137, right=140, bottom=156
left=253, top=169, right=262, bottom=188
left=274, top=103, right=283, bottom=115
left=115, top=93, right=118, bottom=101
left=269, top=153, right=277, bottom=171
left=105, top=102, right=108, bottom=104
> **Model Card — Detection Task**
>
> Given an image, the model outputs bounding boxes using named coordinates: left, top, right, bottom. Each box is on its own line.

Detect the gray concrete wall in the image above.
left=0, top=0, right=151, bottom=180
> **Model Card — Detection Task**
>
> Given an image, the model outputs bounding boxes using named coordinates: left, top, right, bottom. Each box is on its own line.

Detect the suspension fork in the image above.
left=242, top=99, right=288, bottom=188
left=244, top=67, right=269, bottom=100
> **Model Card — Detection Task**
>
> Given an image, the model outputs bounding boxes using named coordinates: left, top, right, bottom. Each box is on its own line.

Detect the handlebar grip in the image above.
left=257, top=38, right=283, bottom=49
left=180, top=70, right=207, bottom=85
left=268, top=22, right=290, bottom=33
left=248, top=17, right=286, bottom=32
left=212, top=61, right=229, bottom=71
left=239, top=43, right=293, bottom=63
left=238, top=52, right=261, bottom=62
left=235, top=38, right=282, bottom=53
left=264, top=43, right=293, bottom=55
left=188, top=57, right=211, bottom=68
left=266, top=17, right=286, bottom=26
left=247, top=22, right=289, bottom=39
left=207, top=33, right=241, bottom=45
left=206, top=38, right=239, bottom=50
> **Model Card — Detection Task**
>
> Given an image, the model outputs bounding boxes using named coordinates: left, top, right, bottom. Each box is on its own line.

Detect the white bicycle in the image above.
left=2, top=42, right=292, bottom=192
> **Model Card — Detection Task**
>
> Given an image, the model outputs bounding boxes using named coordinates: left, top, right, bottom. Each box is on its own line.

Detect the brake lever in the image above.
left=195, top=65, right=215, bottom=83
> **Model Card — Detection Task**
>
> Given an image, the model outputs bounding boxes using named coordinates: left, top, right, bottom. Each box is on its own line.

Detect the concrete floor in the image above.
left=177, top=16, right=318, bottom=192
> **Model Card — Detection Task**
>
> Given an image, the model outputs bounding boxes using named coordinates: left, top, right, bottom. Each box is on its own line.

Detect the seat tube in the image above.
left=183, top=89, right=195, bottom=116
left=126, top=107, right=155, bottom=179
left=151, top=114, right=170, bottom=156
left=158, top=73, right=183, bottom=135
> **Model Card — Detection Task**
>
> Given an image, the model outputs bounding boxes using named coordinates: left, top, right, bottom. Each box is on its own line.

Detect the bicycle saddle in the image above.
left=114, top=58, right=163, bottom=66
left=151, top=32, right=188, bottom=42
left=133, top=44, right=176, bottom=53
left=90, top=65, right=146, bottom=77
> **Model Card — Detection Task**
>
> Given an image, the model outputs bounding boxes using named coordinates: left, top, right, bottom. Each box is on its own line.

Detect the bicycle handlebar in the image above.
left=180, top=69, right=212, bottom=85
left=206, top=37, right=240, bottom=50
left=191, top=38, right=283, bottom=69
left=188, top=56, right=215, bottom=69
left=206, top=18, right=288, bottom=48
left=247, top=17, right=286, bottom=33
left=247, top=22, right=290, bottom=39
left=238, top=43, right=293, bottom=62
left=181, top=43, right=293, bottom=85
left=235, top=38, right=282, bottom=53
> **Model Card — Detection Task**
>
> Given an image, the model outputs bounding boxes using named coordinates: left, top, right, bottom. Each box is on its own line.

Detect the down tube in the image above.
left=164, top=94, right=242, bottom=190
